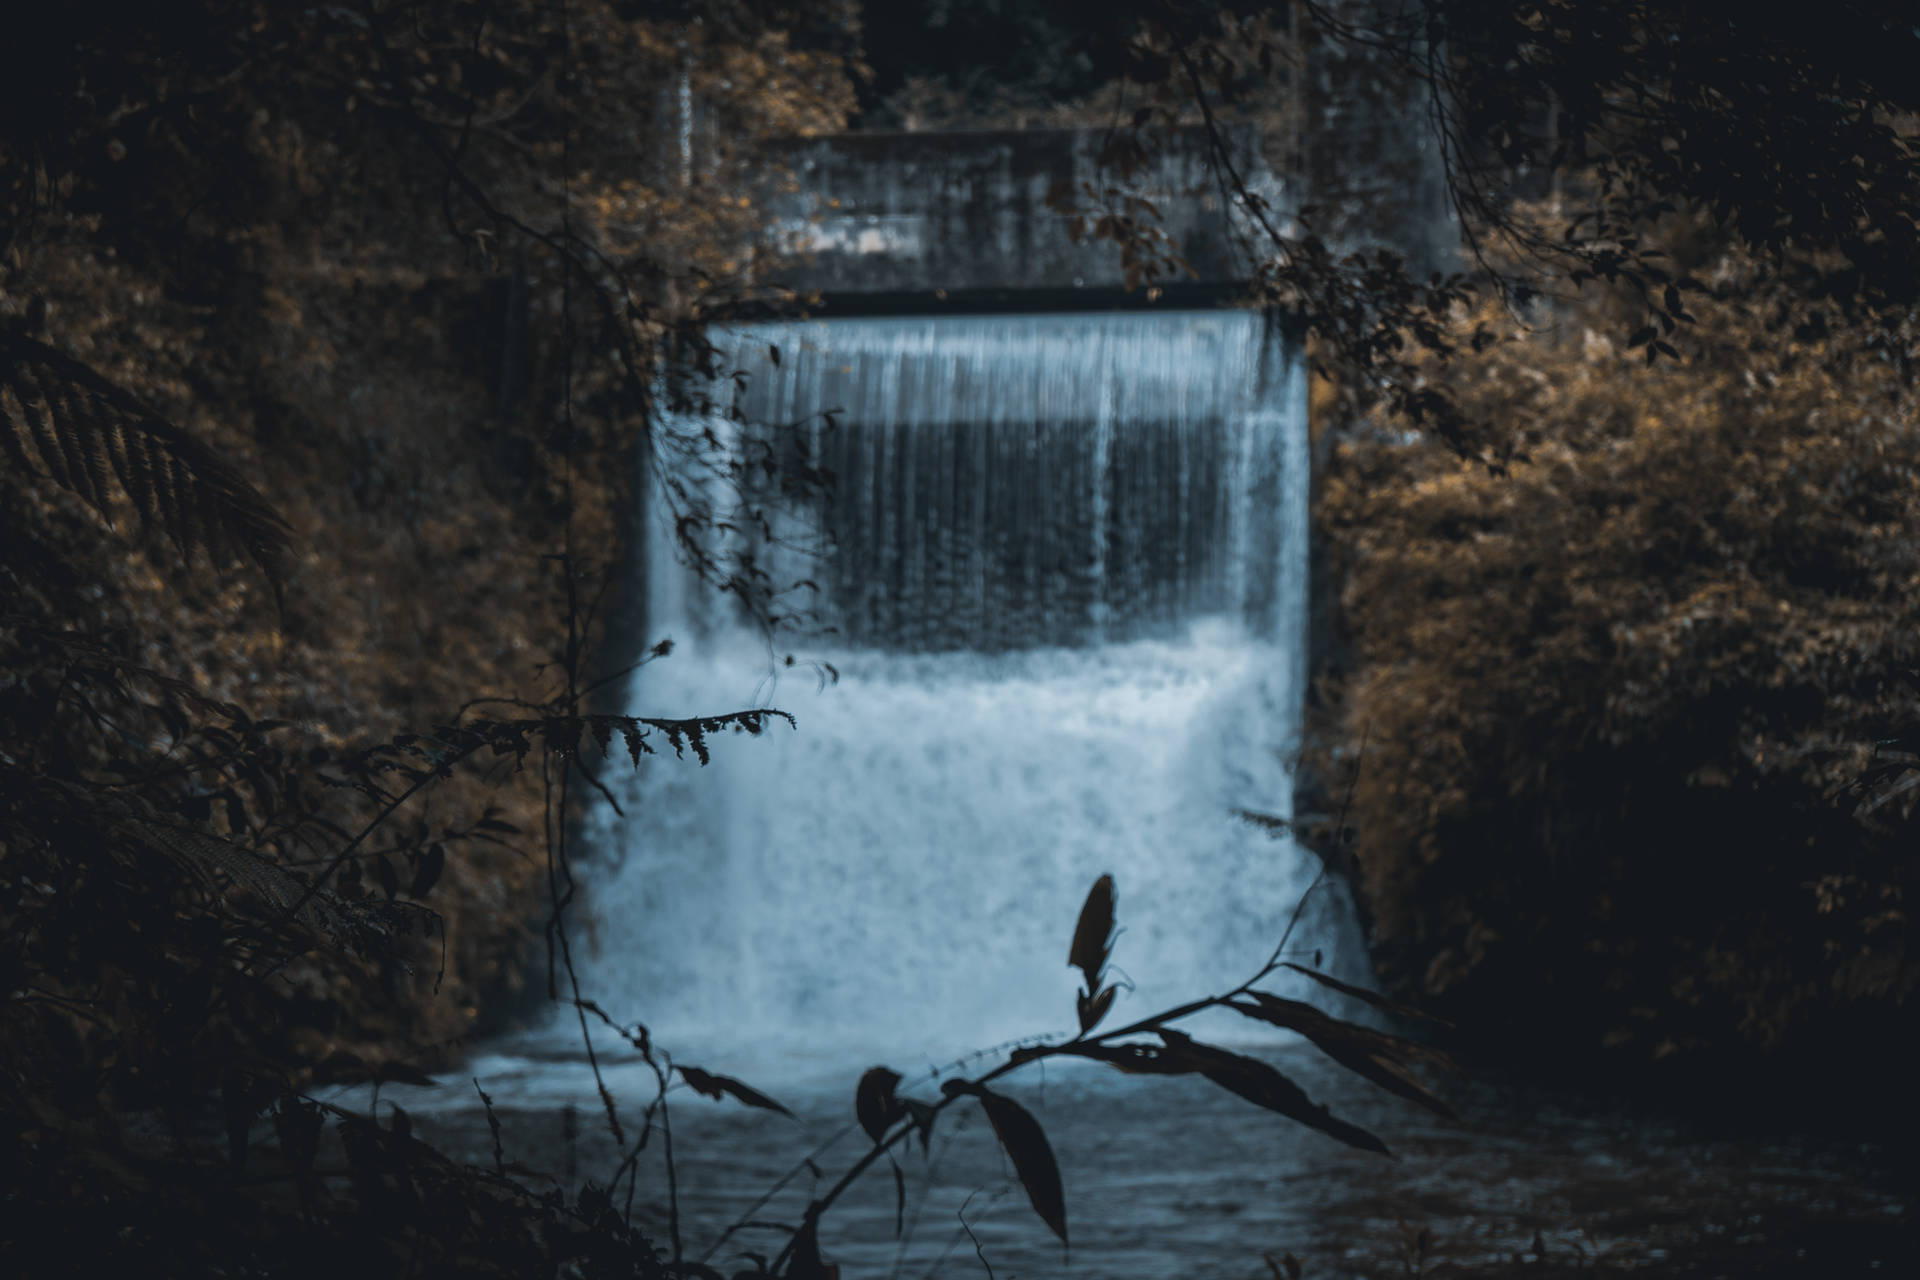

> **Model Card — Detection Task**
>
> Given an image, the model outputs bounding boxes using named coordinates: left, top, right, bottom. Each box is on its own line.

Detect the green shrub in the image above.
left=1320, top=226, right=1920, bottom=1067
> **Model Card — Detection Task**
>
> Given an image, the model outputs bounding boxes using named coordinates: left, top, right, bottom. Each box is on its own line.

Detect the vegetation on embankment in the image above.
left=1314, top=218, right=1920, bottom=1095
left=3, top=5, right=852, bottom=1272
left=2, top=0, right=853, bottom=1067
left=7, top=4, right=1920, bottom=1274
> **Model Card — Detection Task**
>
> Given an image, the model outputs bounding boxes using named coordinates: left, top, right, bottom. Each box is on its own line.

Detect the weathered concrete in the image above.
left=763, top=126, right=1290, bottom=309
left=1304, top=0, right=1457, bottom=278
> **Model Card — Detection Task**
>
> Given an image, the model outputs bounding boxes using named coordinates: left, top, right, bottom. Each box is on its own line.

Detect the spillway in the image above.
left=584, top=308, right=1333, bottom=1070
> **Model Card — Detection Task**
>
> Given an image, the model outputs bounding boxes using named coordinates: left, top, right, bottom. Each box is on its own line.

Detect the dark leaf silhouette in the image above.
left=784, top=1214, right=835, bottom=1280
left=972, top=1085, right=1068, bottom=1245
left=272, top=1097, right=325, bottom=1207
left=1228, top=992, right=1456, bottom=1119
left=1158, top=1030, right=1390, bottom=1155
left=371, top=709, right=794, bottom=776
left=1068, top=873, right=1116, bottom=993
left=855, top=1066, right=904, bottom=1143
left=473, top=1079, right=506, bottom=1177
left=676, top=1066, right=793, bottom=1118
left=1235, top=809, right=1292, bottom=836
left=903, top=1098, right=938, bottom=1152
left=1075, top=984, right=1116, bottom=1034
left=0, top=333, right=293, bottom=584
left=1280, top=962, right=1454, bottom=1027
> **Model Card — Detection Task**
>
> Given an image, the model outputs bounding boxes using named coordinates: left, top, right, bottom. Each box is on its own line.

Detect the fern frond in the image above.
left=0, top=333, right=293, bottom=586
left=135, top=810, right=436, bottom=959
left=2, top=614, right=248, bottom=724
left=347, top=709, right=797, bottom=783
left=27, top=776, right=424, bottom=960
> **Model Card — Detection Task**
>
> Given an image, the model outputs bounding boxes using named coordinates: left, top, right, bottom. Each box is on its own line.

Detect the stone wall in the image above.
left=761, top=125, right=1289, bottom=308
left=1304, top=0, right=1457, bottom=279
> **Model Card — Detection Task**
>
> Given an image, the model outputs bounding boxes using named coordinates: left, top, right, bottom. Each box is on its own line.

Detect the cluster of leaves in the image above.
left=0, top=329, right=294, bottom=591
left=911, top=3, right=1920, bottom=466
left=674, top=873, right=1459, bottom=1278
left=8, top=1083, right=699, bottom=1278
left=1316, top=216, right=1920, bottom=1072
left=0, top=1, right=856, bottom=1274
left=0, top=531, right=799, bottom=1274
left=1, top=0, right=859, bottom=1037
left=935, top=0, right=1920, bottom=1089
left=20, top=0, right=1918, bottom=1270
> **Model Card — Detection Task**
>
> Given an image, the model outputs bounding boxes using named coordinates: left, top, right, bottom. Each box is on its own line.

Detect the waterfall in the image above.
left=584, top=309, right=1329, bottom=1072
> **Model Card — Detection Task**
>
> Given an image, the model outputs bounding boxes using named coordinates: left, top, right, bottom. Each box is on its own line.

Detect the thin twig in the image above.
left=1268, top=721, right=1369, bottom=970
left=956, top=1189, right=997, bottom=1280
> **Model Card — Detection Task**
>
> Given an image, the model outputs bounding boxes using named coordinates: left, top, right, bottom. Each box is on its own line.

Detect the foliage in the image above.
left=0, top=0, right=856, bottom=1044
left=0, top=328, right=292, bottom=588
left=900, top=2, right=1920, bottom=456
left=1301, top=1, right=1920, bottom=439
left=0, top=0, right=855, bottom=1273
left=1317, top=218, right=1920, bottom=1068
left=0, top=5, right=1458, bottom=1276
left=14, top=0, right=1916, bottom=1271
left=721, top=874, right=1457, bottom=1277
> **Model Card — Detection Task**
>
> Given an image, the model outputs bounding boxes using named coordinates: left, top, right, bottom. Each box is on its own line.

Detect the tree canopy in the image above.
left=872, top=2, right=1920, bottom=450
left=1320, top=218, right=1920, bottom=1080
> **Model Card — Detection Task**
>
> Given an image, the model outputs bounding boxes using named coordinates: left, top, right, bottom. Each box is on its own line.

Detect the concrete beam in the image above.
left=763, top=126, right=1289, bottom=310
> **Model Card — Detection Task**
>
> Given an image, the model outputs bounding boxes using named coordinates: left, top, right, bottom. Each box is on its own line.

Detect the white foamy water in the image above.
left=565, top=309, right=1335, bottom=1077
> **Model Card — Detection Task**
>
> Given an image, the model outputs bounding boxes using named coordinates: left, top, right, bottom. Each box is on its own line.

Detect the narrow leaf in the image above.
left=1068, top=873, right=1115, bottom=991
left=170, top=452, right=203, bottom=556
left=619, top=723, right=647, bottom=766
left=375, top=1060, right=441, bottom=1088
left=1229, top=995, right=1456, bottom=1119
left=473, top=1079, right=506, bottom=1176
left=1240, top=991, right=1455, bottom=1072
left=1159, top=1030, right=1390, bottom=1155
left=855, top=1066, right=904, bottom=1143
left=676, top=1065, right=794, bottom=1118
left=903, top=1098, right=938, bottom=1152
left=1075, top=985, right=1116, bottom=1034
left=16, top=387, right=78, bottom=492
left=786, top=1216, right=834, bottom=1280
left=0, top=396, right=36, bottom=476
left=1279, top=963, right=1454, bottom=1027
left=975, top=1087, right=1068, bottom=1244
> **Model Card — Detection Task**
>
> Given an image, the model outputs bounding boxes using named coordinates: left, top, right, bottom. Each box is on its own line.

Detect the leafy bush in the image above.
left=1319, top=223, right=1920, bottom=1069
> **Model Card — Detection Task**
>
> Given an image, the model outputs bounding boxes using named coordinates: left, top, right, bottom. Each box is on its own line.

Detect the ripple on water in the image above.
left=368, top=1043, right=1912, bottom=1279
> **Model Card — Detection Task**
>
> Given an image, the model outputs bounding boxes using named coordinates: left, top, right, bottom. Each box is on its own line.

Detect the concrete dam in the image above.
left=583, top=127, right=1343, bottom=1064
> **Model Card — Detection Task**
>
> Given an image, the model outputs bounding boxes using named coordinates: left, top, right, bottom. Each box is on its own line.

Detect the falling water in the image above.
left=398, top=316, right=1907, bottom=1280
left=585, top=309, right=1334, bottom=1073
